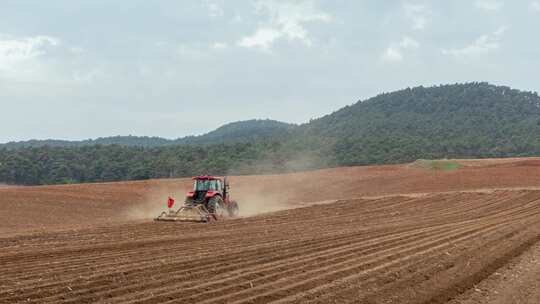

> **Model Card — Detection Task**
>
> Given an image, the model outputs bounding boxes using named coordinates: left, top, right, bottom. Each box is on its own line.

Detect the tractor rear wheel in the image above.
left=207, top=196, right=225, bottom=219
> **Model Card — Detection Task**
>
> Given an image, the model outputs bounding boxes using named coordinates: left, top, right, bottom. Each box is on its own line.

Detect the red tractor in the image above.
left=155, top=176, right=239, bottom=222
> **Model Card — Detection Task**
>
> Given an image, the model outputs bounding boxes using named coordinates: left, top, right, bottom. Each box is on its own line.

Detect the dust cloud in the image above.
left=122, top=153, right=330, bottom=221
left=226, top=153, right=329, bottom=217
left=121, top=180, right=297, bottom=221
left=233, top=191, right=291, bottom=217
left=123, top=184, right=191, bottom=221
left=227, top=152, right=330, bottom=176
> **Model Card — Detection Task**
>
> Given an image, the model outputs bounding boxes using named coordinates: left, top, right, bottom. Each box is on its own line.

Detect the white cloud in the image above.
left=0, top=35, right=59, bottom=70
left=399, top=36, right=420, bottom=49
left=530, top=1, right=540, bottom=11
left=238, top=0, right=332, bottom=50
left=382, top=47, right=403, bottom=62
left=442, top=26, right=508, bottom=57
left=204, top=0, right=224, bottom=18
left=0, top=33, right=105, bottom=88
left=474, top=0, right=504, bottom=11
left=238, top=28, right=283, bottom=50
left=0, top=34, right=92, bottom=86
left=382, top=36, right=420, bottom=63
left=403, top=3, right=431, bottom=30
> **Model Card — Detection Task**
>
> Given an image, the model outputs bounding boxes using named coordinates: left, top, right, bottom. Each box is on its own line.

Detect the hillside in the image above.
left=0, top=136, right=172, bottom=149
left=2, top=82, right=540, bottom=185
left=176, top=119, right=296, bottom=145
left=300, top=82, right=540, bottom=165
left=0, top=119, right=293, bottom=149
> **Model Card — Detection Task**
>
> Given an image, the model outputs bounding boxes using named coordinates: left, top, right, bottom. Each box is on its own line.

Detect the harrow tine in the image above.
left=154, top=205, right=211, bottom=222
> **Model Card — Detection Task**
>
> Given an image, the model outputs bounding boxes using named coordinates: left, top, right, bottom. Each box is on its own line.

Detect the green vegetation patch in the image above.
left=413, top=159, right=462, bottom=171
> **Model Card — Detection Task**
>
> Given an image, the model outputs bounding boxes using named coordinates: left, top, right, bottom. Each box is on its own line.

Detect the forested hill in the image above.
left=177, top=119, right=296, bottom=145
left=300, top=82, right=540, bottom=164
left=0, top=136, right=172, bottom=149
left=2, top=82, right=540, bottom=185
left=0, top=119, right=294, bottom=149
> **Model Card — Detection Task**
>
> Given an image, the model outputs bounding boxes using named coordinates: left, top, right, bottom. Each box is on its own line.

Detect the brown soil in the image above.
left=1, top=190, right=540, bottom=303
left=449, top=240, right=540, bottom=304
left=1, top=157, right=540, bottom=303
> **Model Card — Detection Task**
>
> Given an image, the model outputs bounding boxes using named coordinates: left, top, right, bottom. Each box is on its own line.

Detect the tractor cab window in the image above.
left=194, top=179, right=220, bottom=191
left=208, top=180, right=218, bottom=191
left=194, top=179, right=207, bottom=191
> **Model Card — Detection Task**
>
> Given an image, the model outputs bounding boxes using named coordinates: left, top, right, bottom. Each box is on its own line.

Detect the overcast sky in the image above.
left=1, top=0, right=539, bottom=142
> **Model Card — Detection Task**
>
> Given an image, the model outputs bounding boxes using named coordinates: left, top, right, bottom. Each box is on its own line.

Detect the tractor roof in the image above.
left=192, top=175, right=220, bottom=180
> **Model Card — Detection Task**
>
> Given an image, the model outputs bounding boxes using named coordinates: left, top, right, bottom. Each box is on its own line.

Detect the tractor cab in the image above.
left=193, top=178, right=223, bottom=192
left=187, top=176, right=229, bottom=204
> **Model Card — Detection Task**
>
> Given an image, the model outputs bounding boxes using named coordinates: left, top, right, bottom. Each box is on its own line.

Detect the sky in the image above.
left=1, top=0, right=539, bottom=142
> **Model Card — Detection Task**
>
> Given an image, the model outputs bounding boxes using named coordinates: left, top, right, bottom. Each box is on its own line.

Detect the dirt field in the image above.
left=2, top=157, right=540, bottom=237
left=1, top=157, right=540, bottom=303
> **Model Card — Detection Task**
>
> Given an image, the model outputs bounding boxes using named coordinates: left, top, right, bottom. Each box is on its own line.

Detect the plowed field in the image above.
left=2, top=190, right=540, bottom=303
left=2, top=157, right=540, bottom=237
left=2, top=158, right=540, bottom=303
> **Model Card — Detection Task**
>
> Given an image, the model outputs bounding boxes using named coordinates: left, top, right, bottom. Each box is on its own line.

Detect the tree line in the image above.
left=2, top=82, right=540, bottom=185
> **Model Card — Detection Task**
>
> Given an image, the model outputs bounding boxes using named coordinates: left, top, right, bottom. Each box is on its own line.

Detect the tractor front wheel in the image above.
left=228, top=201, right=239, bottom=217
